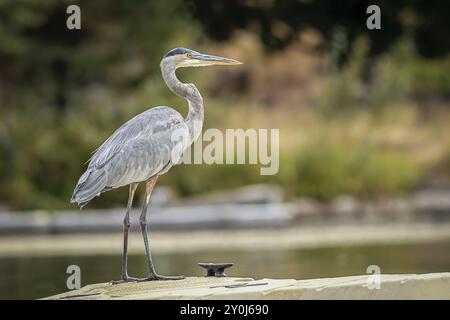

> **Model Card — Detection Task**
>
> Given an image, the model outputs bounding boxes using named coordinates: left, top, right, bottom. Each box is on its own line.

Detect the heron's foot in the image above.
left=138, top=274, right=185, bottom=281
left=111, top=276, right=141, bottom=285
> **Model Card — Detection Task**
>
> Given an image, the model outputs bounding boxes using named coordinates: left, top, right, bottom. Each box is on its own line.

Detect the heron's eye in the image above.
left=186, top=53, right=192, bottom=58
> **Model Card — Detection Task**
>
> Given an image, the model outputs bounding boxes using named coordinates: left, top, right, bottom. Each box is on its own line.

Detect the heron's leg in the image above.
left=111, top=182, right=139, bottom=284
left=138, top=177, right=184, bottom=281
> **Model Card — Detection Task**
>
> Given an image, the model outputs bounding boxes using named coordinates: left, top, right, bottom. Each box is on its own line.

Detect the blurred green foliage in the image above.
left=322, top=36, right=450, bottom=115
left=0, top=0, right=191, bottom=109
left=0, top=0, right=449, bottom=210
left=285, top=142, right=420, bottom=200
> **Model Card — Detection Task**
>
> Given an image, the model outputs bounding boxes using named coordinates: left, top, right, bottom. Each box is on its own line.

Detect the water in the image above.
left=1, top=240, right=449, bottom=299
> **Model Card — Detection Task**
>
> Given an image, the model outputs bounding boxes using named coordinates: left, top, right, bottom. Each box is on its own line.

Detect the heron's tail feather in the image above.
left=70, top=168, right=108, bottom=207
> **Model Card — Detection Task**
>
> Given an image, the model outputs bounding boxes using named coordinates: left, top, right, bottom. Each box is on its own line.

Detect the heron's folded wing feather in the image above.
left=88, top=116, right=148, bottom=169
left=88, top=107, right=183, bottom=170
left=104, top=136, right=170, bottom=187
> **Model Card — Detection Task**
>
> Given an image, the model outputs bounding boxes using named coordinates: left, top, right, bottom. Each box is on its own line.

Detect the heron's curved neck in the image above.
left=161, top=60, right=204, bottom=142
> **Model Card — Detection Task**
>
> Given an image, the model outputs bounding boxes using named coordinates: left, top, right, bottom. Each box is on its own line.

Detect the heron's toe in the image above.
left=111, top=276, right=140, bottom=285
left=138, top=274, right=185, bottom=281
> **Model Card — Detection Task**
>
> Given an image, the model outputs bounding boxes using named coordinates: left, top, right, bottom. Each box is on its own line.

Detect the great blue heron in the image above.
left=70, top=48, right=242, bottom=283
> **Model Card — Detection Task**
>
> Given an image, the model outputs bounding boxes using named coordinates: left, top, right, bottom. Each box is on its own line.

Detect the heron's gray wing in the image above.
left=88, top=107, right=182, bottom=170
left=103, top=125, right=189, bottom=188
left=71, top=107, right=188, bottom=205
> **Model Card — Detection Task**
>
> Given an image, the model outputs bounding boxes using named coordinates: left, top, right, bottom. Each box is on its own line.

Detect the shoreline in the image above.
left=0, top=222, right=449, bottom=257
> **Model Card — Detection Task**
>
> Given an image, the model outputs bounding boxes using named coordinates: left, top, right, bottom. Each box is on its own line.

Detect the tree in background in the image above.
left=188, top=0, right=450, bottom=59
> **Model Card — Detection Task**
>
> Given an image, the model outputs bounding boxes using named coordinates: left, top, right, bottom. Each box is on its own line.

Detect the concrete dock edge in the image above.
left=43, top=272, right=450, bottom=300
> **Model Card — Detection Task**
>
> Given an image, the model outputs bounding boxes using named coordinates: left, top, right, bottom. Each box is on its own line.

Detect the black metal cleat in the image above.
left=198, top=262, right=234, bottom=277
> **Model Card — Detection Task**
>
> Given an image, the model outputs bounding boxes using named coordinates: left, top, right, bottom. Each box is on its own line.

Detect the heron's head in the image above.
left=162, top=47, right=242, bottom=68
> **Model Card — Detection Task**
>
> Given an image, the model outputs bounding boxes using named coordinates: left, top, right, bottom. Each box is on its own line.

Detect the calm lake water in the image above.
left=1, top=240, right=449, bottom=299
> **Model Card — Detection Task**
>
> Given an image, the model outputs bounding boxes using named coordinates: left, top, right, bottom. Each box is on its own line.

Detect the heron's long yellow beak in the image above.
left=194, top=53, right=242, bottom=65
left=181, top=52, right=242, bottom=67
